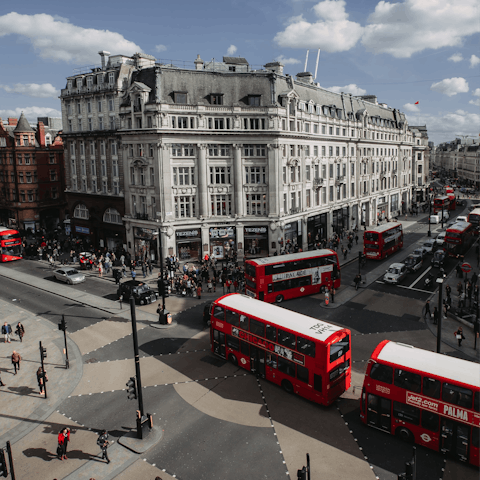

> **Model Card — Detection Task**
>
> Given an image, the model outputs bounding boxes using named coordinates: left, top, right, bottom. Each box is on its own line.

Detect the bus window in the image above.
left=314, top=374, right=322, bottom=392
left=297, top=365, right=309, bottom=383
left=472, top=427, right=480, bottom=448
left=240, top=341, right=249, bottom=356
left=226, top=335, right=240, bottom=351
left=267, top=284, right=273, bottom=293
left=265, top=324, right=277, bottom=342
left=239, top=315, right=249, bottom=330
left=330, top=334, right=350, bottom=363
left=266, top=353, right=277, bottom=369
left=245, top=263, right=256, bottom=278
left=277, top=357, right=295, bottom=377
left=393, top=401, right=420, bottom=425
left=329, top=359, right=350, bottom=381
left=421, top=411, right=439, bottom=432
left=250, top=318, right=265, bottom=337
left=297, top=336, right=316, bottom=357
left=475, top=392, right=480, bottom=413
left=213, top=306, right=225, bottom=321
left=394, top=369, right=421, bottom=393
left=365, top=232, right=379, bottom=241
left=370, top=363, right=393, bottom=384
left=442, top=383, right=473, bottom=408
left=423, top=377, right=441, bottom=399
left=278, top=329, right=296, bottom=349
left=225, top=309, right=240, bottom=326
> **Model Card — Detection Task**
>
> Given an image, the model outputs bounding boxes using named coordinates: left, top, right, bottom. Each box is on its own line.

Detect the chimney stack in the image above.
left=8, top=118, right=18, bottom=126
left=98, top=51, right=111, bottom=70
left=194, top=54, right=204, bottom=70
left=264, top=61, right=284, bottom=75
left=37, top=121, right=46, bottom=146
left=296, top=71, right=314, bottom=84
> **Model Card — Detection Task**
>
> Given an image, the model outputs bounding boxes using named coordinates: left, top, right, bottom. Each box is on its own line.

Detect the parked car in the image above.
left=412, top=247, right=428, bottom=259
left=53, top=268, right=86, bottom=285
left=117, top=280, right=158, bottom=305
left=422, top=239, right=436, bottom=254
left=431, top=250, right=446, bottom=268
left=383, top=263, right=408, bottom=284
left=404, top=254, right=423, bottom=272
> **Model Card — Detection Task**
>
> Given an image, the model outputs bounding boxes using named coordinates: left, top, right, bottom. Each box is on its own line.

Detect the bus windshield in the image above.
left=365, top=232, right=379, bottom=242
left=0, top=233, right=20, bottom=241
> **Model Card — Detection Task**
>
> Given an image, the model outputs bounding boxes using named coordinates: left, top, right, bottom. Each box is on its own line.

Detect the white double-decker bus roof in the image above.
left=216, top=293, right=344, bottom=342
left=248, top=249, right=336, bottom=266
left=377, top=341, right=480, bottom=388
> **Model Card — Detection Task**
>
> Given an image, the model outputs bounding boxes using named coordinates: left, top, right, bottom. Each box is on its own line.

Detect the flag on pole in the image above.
left=414, top=101, right=419, bottom=105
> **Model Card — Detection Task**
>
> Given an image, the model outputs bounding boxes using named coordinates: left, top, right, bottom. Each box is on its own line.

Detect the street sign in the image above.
left=461, top=262, right=472, bottom=273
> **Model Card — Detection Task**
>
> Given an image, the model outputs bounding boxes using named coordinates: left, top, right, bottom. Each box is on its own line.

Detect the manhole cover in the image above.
left=84, top=358, right=97, bottom=364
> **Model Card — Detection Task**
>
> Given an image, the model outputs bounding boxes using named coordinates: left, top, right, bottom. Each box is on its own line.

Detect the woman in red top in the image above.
left=58, top=427, right=70, bottom=460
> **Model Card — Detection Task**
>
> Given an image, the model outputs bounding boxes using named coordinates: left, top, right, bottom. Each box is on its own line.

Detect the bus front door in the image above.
left=250, top=346, right=265, bottom=377
left=212, top=330, right=226, bottom=359
left=441, top=419, right=470, bottom=462
left=366, top=394, right=391, bottom=432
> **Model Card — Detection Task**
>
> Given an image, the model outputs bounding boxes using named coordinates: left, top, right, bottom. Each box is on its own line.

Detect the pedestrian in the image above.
left=454, top=327, right=465, bottom=347
left=2, top=322, right=12, bottom=343
left=445, top=284, right=452, bottom=297
left=97, top=430, right=110, bottom=464
left=424, top=300, right=431, bottom=321
left=15, top=322, right=25, bottom=342
left=119, top=294, right=123, bottom=310
left=131, top=268, right=136, bottom=280
left=0, top=372, right=5, bottom=387
left=98, top=261, right=103, bottom=277
left=355, top=234, right=358, bottom=245
left=432, top=307, right=438, bottom=325
left=11, top=350, right=21, bottom=375
left=196, top=285, right=202, bottom=300
left=472, top=271, right=478, bottom=286
left=36, top=366, right=47, bottom=395
left=57, top=428, right=69, bottom=460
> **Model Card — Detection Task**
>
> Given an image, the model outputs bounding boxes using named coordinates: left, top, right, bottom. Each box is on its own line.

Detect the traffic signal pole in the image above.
left=58, top=315, right=69, bottom=369
left=129, top=297, right=144, bottom=418
left=39, top=341, right=47, bottom=399
left=6, top=441, right=15, bottom=480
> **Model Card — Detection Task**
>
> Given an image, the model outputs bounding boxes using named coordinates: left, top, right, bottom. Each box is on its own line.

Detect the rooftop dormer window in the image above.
left=248, top=95, right=261, bottom=107
left=174, top=92, right=187, bottom=104
left=87, top=77, right=93, bottom=88
left=210, top=94, right=223, bottom=105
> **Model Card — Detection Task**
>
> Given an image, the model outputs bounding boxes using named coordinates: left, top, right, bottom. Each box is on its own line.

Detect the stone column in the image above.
left=233, top=144, right=243, bottom=217
left=267, top=144, right=279, bottom=216
left=198, top=144, right=208, bottom=217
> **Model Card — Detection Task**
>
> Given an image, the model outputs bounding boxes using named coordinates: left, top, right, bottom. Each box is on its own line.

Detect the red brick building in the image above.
left=0, top=113, right=66, bottom=233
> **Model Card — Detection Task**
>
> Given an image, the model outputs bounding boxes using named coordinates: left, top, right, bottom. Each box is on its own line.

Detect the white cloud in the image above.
left=326, top=84, right=367, bottom=95
left=469, top=88, right=480, bottom=107
left=274, top=0, right=363, bottom=52
left=0, top=83, right=59, bottom=98
left=362, top=0, right=480, bottom=58
left=0, top=12, right=142, bottom=64
left=276, top=55, right=301, bottom=65
left=0, top=106, right=62, bottom=122
left=430, top=77, right=469, bottom=96
left=403, top=103, right=420, bottom=113
left=227, top=45, right=237, bottom=56
left=448, top=53, right=463, bottom=62
left=405, top=109, right=480, bottom=144
left=154, top=44, right=167, bottom=53
left=470, top=54, right=480, bottom=68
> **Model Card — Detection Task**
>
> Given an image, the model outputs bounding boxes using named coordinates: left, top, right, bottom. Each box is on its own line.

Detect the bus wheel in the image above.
left=275, top=295, right=284, bottom=303
left=281, top=379, right=294, bottom=394
left=397, top=427, right=414, bottom=443
left=228, top=354, right=238, bottom=366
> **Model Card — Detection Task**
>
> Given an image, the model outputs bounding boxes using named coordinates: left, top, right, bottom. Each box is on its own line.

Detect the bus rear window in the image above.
left=329, top=334, right=350, bottom=363
left=365, top=232, right=379, bottom=242
left=0, top=233, right=20, bottom=241
left=245, top=264, right=256, bottom=278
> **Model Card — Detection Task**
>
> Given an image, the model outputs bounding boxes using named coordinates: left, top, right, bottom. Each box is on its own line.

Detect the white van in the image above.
left=429, top=210, right=449, bottom=224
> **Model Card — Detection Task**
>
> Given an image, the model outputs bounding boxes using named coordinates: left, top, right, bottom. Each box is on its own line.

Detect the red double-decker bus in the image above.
left=244, top=250, right=340, bottom=303
left=467, top=208, right=480, bottom=235
left=0, top=227, right=22, bottom=262
left=444, top=221, right=475, bottom=258
left=433, top=195, right=451, bottom=214
left=363, top=222, right=403, bottom=260
left=360, top=341, right=480, bottom=466
left=210, top=293, right=351, bottom=406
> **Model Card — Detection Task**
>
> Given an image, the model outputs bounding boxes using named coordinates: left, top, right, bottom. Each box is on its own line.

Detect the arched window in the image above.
left=103, top=207, right=122, bottom=224
left=74, top=204, right=89, bottom=219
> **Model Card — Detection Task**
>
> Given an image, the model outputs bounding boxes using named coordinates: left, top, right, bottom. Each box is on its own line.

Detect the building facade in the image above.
left=410, top=125, right=430, bottom=203
left=60, top=52, right=418, bottom=261
left=0, top=114, right=66, bottom=232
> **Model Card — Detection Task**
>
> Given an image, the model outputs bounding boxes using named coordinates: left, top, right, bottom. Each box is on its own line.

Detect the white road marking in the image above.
left=409, top=266, right=432, bottom=288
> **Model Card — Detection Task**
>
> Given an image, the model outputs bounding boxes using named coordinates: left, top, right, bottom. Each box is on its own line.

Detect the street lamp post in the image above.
left=436, top=271, right=445, bottom=354
left=428, top=194, right=432, bottom=237
left=155, top=227, right=168, bottom=323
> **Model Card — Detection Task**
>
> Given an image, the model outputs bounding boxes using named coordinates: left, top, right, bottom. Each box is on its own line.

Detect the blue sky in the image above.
left=0, top=0, right=478, bottom=145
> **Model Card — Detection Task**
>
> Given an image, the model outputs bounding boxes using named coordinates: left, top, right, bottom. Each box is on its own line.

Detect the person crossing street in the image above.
left=97, top=429, right=110, bottom=463
left=11, top=350, right=21, bottom=375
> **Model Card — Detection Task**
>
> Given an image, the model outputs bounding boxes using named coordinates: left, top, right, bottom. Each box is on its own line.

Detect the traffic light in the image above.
left=58, top=316, right=66, bottom=331
left=40, top=346, right=47, bottom=359
left=126, top=376, right=137, bottom=400
left=297, top=467, right=307, bottom=480
left=0, top=448, right=7, bottom=478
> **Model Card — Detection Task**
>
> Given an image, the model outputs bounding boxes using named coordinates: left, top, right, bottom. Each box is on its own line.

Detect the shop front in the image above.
left=390, top=194, right=399, bottom=216
left=332, top=207, right=349, bottom=235
left=176, top=228, right=201, bottom=261
left=244, top=225, right=268, bottom=258
left=284, top=220, right=302, bottom=251
left=134, top=227, right=155, bottom=262
left=209, top=226, right=236, bottom=260
left=376, top=197, right=388, bottom=222
left=307, top=214, right=328, bottom=250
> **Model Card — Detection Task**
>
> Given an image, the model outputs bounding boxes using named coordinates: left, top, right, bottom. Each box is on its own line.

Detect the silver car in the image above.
left=383, top=263, right=408, bottom=284
left=53, top=268, right=86, bottom=285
